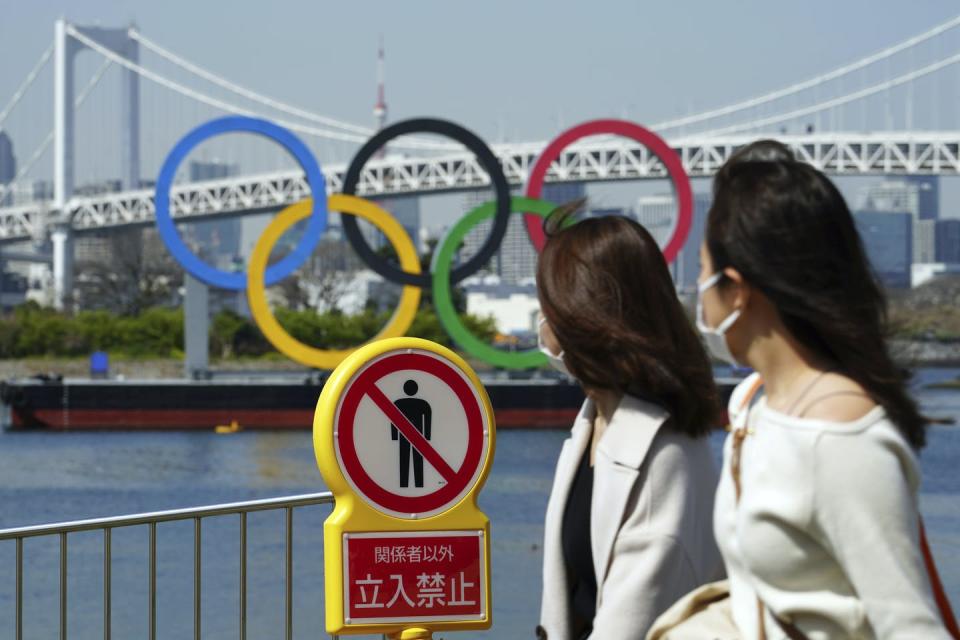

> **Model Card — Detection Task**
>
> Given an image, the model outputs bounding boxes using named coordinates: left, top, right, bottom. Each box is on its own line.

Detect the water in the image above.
left=0, top=370, right=956, bottom=639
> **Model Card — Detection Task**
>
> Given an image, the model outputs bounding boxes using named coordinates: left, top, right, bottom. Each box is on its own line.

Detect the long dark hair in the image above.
left=707, top=147, right=928, bottom=448
left=537, top=203, right=720, bottom=437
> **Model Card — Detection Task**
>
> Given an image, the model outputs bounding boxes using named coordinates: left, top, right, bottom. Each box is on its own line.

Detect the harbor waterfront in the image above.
left=0, top=368, right=955, bottom=639
left=3, top=5, right=960, bottom=637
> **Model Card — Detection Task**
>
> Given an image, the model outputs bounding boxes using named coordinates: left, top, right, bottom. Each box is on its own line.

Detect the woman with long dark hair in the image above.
left=690, top=141, right=952, bottom=638
left=536, top=207, right=724, bottom=640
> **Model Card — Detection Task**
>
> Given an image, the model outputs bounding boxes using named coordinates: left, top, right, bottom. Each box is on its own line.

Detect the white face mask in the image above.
left=696, top=272, right=742, bottom=366
left=538, top=317, right=571, bottom=376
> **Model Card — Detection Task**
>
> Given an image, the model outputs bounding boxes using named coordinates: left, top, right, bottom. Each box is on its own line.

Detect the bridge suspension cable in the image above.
left=128, top=29, right=375, bottom=135
left=652, top=13, right=960, bottom=132
left=698, top=48, right=960, bottom=137
left=128, top=28, right=461, bottom=151
left=0, top=42, right=53, bottom=130
left=68, top=26, right=371, bottom=143
left=70, top=26, right=459, bottom=151
left=0, top=58, right=112, bottom=201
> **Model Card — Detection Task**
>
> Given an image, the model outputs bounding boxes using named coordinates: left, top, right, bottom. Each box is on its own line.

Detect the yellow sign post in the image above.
left=314, top=337, right=495, bottom=638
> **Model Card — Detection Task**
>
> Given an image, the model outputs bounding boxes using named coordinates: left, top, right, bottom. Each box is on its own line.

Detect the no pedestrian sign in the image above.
left=344, top=530, right=487, bottom=624
left=334, top=349, right=491, bottom=519
left=315, top=338, right=495, bottom=635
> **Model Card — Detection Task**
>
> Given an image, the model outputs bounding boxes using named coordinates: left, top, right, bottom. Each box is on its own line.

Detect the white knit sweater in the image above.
left=714, top=373, right=949, bottom=639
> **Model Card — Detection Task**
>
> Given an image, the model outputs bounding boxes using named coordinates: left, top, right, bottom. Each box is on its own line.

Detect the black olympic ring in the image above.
left=341, top=118, right=512, bottom=287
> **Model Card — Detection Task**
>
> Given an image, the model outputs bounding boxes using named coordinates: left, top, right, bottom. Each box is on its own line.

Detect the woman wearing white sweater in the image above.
left=694, top=141, right=951, bottom=639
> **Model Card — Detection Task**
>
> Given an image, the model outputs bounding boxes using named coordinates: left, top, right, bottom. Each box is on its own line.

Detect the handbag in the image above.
left=645, top=579, right=739, bottom=640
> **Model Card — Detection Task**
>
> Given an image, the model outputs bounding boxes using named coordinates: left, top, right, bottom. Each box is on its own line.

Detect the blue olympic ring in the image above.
left=154, top=115, right=328, bottom=290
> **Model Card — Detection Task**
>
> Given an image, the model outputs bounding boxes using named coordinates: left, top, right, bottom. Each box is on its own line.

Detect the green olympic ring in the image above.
left=432, top=197, right=559, bottom=369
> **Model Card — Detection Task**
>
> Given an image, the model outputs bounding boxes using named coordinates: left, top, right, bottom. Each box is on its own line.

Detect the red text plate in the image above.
left=343, top=530, right=487, bottom=624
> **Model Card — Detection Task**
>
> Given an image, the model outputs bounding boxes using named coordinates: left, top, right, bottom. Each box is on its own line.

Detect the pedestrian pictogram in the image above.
left=314, top=337, right=495, bottom=637
left=392, top=380, right=432, bottom=489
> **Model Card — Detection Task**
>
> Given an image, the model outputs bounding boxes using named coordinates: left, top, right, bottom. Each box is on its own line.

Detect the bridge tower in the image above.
left=53, top=18, right=140, bottom=309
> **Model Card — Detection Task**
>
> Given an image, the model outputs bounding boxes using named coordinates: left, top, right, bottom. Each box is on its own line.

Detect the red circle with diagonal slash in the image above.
left=335, top=351, right=487, bottom=517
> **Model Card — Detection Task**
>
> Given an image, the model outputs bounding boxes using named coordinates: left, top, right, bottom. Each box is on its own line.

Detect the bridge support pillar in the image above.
left=184, top=274, right=210, bottom=379
left=53, top=19, right=142, bottom=307
left=51, top=225, right=74, bottom=311
left=120, top=26, right=140, bottom=190
left=53, top=18, right=77, bottom=213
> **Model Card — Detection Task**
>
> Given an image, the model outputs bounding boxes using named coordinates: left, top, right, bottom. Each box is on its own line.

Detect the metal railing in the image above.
left=0, top=492, right=346, bottom=640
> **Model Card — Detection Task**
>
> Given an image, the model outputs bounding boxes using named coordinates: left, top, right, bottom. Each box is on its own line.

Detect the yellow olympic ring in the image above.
left=246, top=194, right=422, bottom=369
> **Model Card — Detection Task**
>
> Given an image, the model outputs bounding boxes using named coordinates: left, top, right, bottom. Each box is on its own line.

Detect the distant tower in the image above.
left=374, top=36, right=387, bottom=131
left=0, top=132, right=16, bottom=185
left=0, top=131, right=15, bottom=206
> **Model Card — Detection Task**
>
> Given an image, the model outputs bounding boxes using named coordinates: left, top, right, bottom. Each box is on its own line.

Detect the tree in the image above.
left=309, top=268, right=353, bottom=312
left=75, top=228, right=182, bottom=315
left=276, top=274, right=310, bottom=311
left=889, top=275, right=960, bottom=340
left=293, top=238, right=358, bottom=312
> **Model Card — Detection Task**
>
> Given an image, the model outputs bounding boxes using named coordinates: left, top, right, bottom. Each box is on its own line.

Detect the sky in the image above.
left=3, top=0, right=957, bottom=138
left=2, top=0, right=960, bottom=229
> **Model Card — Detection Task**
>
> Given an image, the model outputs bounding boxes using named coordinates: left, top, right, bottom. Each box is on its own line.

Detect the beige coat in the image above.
left=538, top=395, right=724, bottom=640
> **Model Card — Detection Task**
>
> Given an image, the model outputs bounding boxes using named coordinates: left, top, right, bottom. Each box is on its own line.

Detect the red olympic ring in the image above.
left=523, top=119, right=693, bottom=264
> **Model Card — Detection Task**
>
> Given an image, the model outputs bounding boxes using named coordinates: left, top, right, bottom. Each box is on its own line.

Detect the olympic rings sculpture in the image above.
left=154, top=115, right=693, bottom=370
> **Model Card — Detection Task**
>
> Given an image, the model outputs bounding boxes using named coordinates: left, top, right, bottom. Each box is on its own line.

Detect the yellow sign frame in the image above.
left=314, top=337, right=496, bottom=637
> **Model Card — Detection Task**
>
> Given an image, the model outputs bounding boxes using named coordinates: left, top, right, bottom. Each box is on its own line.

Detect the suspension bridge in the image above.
left=2, top=16, right=960, bottom=308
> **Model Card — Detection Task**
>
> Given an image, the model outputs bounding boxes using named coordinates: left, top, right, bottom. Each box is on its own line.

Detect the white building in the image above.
left=462, top=277, right=540, bottom=335
left=632, top=194, right=677, bottom=247
left=911, top=262, right=960, bottom=288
